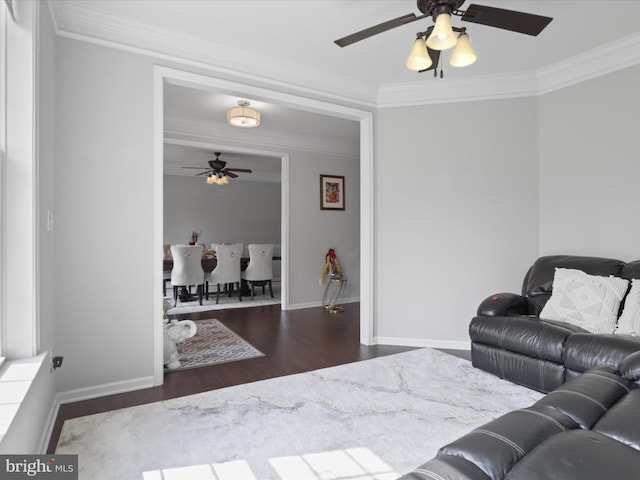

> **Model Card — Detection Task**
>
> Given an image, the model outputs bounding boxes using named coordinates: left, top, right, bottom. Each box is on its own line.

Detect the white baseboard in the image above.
left=43, top=375, right=169, bottom=453
left=286, top=297, right=359, bottom=311
left=55, top=376, right=155, bottom=406
left=375, top=336, right=471, bottom=351
left=40, top=401, right=60, bottom=453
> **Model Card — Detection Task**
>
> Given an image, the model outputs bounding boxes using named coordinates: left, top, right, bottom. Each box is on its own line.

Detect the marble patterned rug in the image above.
left=56, top=348, right=543, bottom=480
left=164, top=319, right=264, bottom=372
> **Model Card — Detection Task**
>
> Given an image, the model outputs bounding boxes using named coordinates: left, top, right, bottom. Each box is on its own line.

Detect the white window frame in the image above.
left=0, top=0, right=8, bottom=363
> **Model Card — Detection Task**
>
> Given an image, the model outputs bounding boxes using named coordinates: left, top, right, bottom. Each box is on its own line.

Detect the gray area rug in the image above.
left=167, top=281, right=281, bottom=314
left=165, top=319, right=264, bottom=372
left=56, top=348, right=543, bottom=480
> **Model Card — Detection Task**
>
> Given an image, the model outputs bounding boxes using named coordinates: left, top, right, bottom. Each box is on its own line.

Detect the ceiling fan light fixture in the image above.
left=405, top=37, right=432, bottom=71
left=226, top=100, right=260, bottom=128
left=426, top=12, right=457, bottom=50
left=449, top=32, right=477, bottom=67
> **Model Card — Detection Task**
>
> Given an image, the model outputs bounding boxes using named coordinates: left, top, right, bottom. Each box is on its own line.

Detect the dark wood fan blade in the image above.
left=225, top=171, right=238, bottom=179
left=195, top=170, right=212, bottom=176
left=182, top=166, right=210, bottom=169
left=461, top=4, right=552, bottom=36
left=225, top=168, right=253, bottom=173
left=335, top=13, right=425, bottom=47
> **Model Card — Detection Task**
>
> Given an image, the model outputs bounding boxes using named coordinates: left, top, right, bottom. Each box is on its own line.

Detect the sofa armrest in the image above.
left=619, top=350, right=640, bottom=381
left=477, top=293, right=530, bottom=317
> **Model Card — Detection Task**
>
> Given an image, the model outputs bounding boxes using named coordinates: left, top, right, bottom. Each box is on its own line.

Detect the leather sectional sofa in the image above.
left=398, top=255, right=640, bottom=479
left=400, top=354, right=640, bottom=480
left=470, top=255, right=640, bottom=393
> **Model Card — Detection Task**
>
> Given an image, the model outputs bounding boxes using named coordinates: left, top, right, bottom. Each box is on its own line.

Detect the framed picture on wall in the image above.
left=320, top=174, right=345, bottom=210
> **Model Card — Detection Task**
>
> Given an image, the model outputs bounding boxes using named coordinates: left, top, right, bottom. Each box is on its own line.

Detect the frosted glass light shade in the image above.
left=426, top=13, right=457, bottom=50
left=405, top=38, right=432, bottom=71
left=449, top=33, right=477, bottom=67
left=226, top=101, right=260, bottom=128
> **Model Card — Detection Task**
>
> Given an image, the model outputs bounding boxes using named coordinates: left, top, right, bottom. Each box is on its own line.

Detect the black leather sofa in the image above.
left=470, top=255, right=640, bottom=393
left=399, top=353, right=640, bottom=480
left=397, top=255, right=640, bottom=479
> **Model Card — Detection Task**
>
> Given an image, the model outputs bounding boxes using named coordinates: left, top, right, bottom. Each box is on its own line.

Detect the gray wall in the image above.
left=539, top=64, right=640, bottom=261
left=54, top=38, right=156, bottom=393
left=163, top=175, right=281, bottom=247
left=289, top=150, right=360, bottom=306
left=376, top=97, right=540, bottom=345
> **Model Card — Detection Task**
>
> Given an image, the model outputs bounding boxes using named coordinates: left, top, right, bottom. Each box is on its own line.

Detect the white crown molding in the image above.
left=538, top=31, right=640, bottom=95
left=49, top=0, right=378, bottom=107
left=164, top=116, right=360, bottom=159
left=377, top=70, right=539, bottom=108
left=378, top=32, right=640, bottom=107
left=49, top=1, right=640, bottom=109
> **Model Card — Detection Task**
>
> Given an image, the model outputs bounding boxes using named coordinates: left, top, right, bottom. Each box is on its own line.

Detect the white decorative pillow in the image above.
left=539, top=268, right=629, bottom=334
left=616, top=279, right=640, bottom=336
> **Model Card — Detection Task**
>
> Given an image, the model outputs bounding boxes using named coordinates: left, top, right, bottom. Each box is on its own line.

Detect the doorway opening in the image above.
left=153, top=66, right=374, bottom=385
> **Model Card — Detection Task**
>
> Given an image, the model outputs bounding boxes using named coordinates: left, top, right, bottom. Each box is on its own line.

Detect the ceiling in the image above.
left=50, top=1, right=640, bottom=89
left=48, top=1, right=640, bottom=182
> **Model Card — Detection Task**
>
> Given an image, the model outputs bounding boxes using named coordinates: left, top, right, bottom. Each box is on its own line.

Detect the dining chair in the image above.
left=241, top=244, right=274, bottom=300
left=162, top=244, right=172, bottom=296
left=170, top=244, right=205, bottom=306
left=205, top=243, right=244, bottom=304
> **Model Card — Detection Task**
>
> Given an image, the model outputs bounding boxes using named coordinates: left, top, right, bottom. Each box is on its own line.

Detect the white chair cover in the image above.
left=170, top=244, right=204, bottom=286
left=242, top=244, right=274, bottom=282
left=241, top=244, right=275, bottom=299
left=207, top=243, right=243, bottom=286
left=170, top=245, right=205, bottom=306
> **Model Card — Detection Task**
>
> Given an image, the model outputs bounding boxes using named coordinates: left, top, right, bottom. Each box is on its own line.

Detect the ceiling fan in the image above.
left=334, top=0, right=553, bottom=76
left=182, top=152, right=253, bottom=185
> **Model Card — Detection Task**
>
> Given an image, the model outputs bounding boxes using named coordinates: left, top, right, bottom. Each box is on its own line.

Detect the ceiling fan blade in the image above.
left=461, top=4, right=552, bottom=36
left=335, top=13, right=425, bottom=47
left=225, top=171, right=239, bottom=179
left=195, top=170, right=212, bottom=176
left=419, top=47, right=440, bottom=73
left=226, top=168, right=253, bottom=173
left=182, top=166, right=210, bottom=169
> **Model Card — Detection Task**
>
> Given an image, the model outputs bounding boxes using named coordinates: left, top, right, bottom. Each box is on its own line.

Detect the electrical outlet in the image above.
left=52, top=356, right=64, bottom=370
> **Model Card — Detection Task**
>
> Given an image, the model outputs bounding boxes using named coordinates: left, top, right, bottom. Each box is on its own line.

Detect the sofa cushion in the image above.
left=563, top=333, right=640, bottom=374
left=616, top=278, right=640, bottom=336
left=539, top=268, right=628, bottom=334
left=532, top=366, right=630, bottom=429
left=505, top=430, right=640, bottom=480
left=469, top=316, right=577, bottom=362
left=438, top=406, right=577, bottom=480
left=594, top=389, right=640, bottom=451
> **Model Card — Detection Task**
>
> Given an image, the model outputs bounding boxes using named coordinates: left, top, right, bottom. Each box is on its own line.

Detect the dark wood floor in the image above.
left=47, top=302, right=469, bottom=453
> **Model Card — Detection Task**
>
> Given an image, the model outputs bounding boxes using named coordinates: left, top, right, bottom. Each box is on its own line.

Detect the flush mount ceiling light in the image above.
left=226, top=100, right=260, bottom=128
left=335, top=0, right=552, bottom=79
